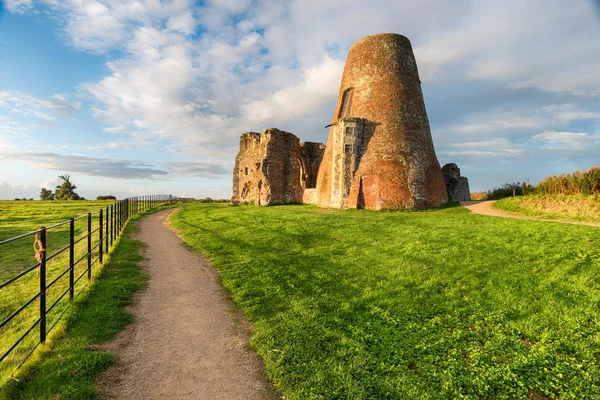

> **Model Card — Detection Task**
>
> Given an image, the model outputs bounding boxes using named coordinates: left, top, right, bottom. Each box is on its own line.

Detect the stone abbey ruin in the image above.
left=233, top=33, right=470, bottom=209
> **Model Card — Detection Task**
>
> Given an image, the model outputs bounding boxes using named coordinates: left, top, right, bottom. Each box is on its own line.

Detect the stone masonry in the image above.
left=442, top=163, right=471, bottom=202
left=314, top=33, right=448, bottom=209
left=232, top=128, right=324, bottom=206
left=233, top=33, right=462, bottom=210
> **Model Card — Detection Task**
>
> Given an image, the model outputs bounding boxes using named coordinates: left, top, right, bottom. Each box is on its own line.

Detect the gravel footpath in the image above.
left=95, top=209, right=277, bottom=400
left=461, top=200, right=600, bottom=227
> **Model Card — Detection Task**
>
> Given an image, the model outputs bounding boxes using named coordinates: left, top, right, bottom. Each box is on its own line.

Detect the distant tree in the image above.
left=14, top=198, right=21, bottom=201
left=54, top=175, right=82, bottom=200
left=28, top=198, right=34, bottom=201
left=96, top=195, right=117, bottom=200
left=40, top=188, right=55, bottom=201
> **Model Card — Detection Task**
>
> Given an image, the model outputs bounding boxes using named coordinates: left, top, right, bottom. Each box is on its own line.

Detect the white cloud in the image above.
left=2, top=151, right=168, bottom=179
left=4, top=0, right=600, bottom=196
left=0, top=90, right=80, bottom=121
left=164, top=161, right=230, bottom=177
left=453, top=117, right=547, bottom=135
left=531, top=131, right=595, bottom=150
left=2, top=150, right=230, bottom=179
left=542, top=104, right=600, bottom=122
left=441, top=138, right=524, bottom=159
left=0, top=181, right=39, bottom=200
left=2, top=0, right=34, bottom=14
left=41, top=177, right=61, bottom=190
left=240, top=56, right=344, bottom=123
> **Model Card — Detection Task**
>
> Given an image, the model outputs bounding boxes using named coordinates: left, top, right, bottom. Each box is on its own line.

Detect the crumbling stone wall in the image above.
left=232, top=128, right=324, bottom=206
left=315, top=33, right=448, bottom=210
left=442, top=163, right=471, bottom=202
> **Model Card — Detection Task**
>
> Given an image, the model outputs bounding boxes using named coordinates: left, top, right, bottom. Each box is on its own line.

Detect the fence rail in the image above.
left=0, top=195, right=192, bottom=373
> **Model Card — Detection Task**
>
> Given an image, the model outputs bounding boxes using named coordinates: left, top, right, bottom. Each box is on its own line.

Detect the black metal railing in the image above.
left=0, top=194, right=191, bottom=374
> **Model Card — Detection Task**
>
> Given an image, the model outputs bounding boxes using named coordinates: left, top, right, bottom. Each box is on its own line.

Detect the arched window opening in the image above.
left=338, top=88, right=354, bottom=118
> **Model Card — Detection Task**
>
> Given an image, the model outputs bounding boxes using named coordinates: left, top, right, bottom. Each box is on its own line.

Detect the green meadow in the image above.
left=495, top=194, right=600, bottom=223
left=169, top=203, right=600, bottom=399
left=0, top=200, right=117, bottom=386
left=2, top=201, right=600, bottom=399
left=0, top=216, right=148, bottom=400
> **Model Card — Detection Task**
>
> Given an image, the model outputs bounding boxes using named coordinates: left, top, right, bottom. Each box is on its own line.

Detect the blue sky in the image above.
left=0, top=0, right=599, bottom=200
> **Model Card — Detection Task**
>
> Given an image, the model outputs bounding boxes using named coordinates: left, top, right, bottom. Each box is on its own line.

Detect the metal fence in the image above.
left=0, top=195, right=190, bottom=373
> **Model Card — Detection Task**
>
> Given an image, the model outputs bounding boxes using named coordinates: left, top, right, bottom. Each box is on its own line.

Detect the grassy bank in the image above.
left=0, top=219, right=147, bottom=399
left=494, top=194, right=600, bottom=223
left=170, top=203, right=600, bottom=399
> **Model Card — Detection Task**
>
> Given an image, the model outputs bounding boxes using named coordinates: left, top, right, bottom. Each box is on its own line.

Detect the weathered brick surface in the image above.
left=315, top=33, right=448, bottom=209
left=232, top=128, right=324, bottom=206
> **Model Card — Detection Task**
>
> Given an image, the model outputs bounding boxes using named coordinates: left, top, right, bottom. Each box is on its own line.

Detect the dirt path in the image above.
left=95, top=209, right=277, bottom=400
left=461, top=200, right=600, bottom=227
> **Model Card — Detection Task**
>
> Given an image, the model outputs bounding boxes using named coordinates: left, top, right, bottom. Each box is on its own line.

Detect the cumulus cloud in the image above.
left=5, top=0, right=600, bottom=192
left=41, top=177, right=61, bottom=190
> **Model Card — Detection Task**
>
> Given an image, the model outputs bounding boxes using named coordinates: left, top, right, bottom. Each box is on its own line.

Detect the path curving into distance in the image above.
left=461, top=200, right=600, bottom=228
left=95, top=209, right=276, bottom=400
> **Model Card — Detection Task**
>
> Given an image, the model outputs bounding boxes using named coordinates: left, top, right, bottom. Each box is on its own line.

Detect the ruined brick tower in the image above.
left=314, top=33, right=448, bottom=209
left=232, top=128, right=324, bottom=205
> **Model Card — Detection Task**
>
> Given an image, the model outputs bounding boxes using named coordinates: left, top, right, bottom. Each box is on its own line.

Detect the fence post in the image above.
left=113, top=203, right=116, bottom=240
left=109, top=205, right=112, bottom=248
left=39, top=227, right=47, bottom=344
left=69, top=218, right=74, bottom=299
left=87, top=213, right=92, bottom=279
left=99, top=209, right=103, bottom=264
left=105, top=206, right=109, bottom=254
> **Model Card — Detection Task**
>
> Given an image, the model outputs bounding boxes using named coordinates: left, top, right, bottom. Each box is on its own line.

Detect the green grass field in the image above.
left=494, top=194, right=600, bottom=223
left=0, top=217, right=147, bottom=399
left=169, top=204, right=600, bottom=399
left=0, top=200, right=118, bottom=386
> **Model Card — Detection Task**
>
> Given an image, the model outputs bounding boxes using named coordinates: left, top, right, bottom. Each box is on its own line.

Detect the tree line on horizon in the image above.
left=479, top=166, right=600, bottom=200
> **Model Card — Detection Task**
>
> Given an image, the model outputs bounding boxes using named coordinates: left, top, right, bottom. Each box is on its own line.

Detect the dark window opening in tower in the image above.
left=338, top=88, right=354, bottom=118
left=245, top=167, right=248, bottom=175
left=345, top=127, right=354, bottom=135
left=345, top=144, right=352, bottom=154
